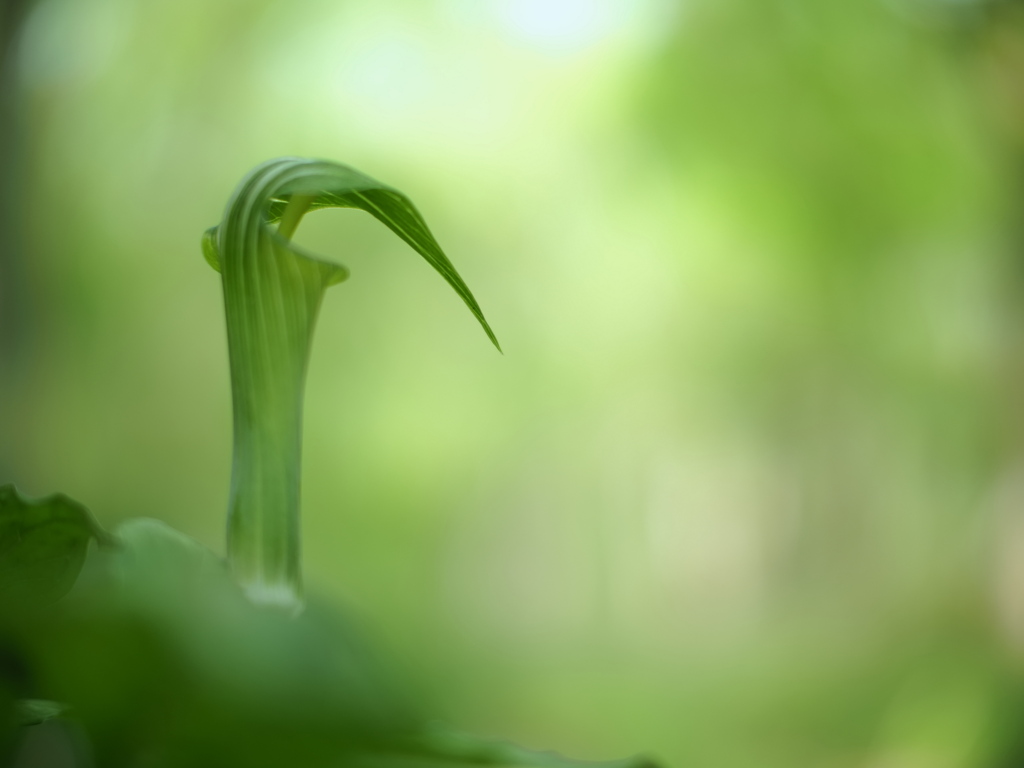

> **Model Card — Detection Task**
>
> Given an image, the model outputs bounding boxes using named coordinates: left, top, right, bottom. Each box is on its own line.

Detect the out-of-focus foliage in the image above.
left=3, top=0, right=1024, bottom=766
left=3, top=507, right=655, bottom=766
left=0, top=485, right=109, bottom=609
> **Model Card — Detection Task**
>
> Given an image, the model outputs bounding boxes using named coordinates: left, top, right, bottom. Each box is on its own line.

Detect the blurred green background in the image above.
left=5, top=0, right=1024, bottom=765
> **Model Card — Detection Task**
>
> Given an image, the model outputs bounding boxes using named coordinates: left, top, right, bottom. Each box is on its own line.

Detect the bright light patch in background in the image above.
left=445, top=0, right=677, bottom=56
left=256, top=4, right=441, bottom=141
left=341, top=34, right=433, bottom=118
left=492, top=0, right=617, bottom=53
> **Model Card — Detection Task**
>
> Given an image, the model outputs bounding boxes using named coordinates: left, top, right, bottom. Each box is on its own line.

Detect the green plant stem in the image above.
left=224, top=192, right=322, bottom=612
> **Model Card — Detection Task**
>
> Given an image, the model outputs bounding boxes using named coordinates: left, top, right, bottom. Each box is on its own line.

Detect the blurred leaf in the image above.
left=15, top=698, right=65, bottom=726
left=14, top=515, right=654, bottom=768
left=27, top=517, right=420, bottom=765
left=0, top=485, right=111, bottom=609
left=107, top=517, right=230, bottom=600
left=408, top=723, right=658, bottom=768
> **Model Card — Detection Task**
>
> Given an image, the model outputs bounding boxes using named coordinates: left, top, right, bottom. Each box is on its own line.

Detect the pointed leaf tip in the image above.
left=206, top=157, right=500, bottom=350
left=0, top=484, right=111, bottom=608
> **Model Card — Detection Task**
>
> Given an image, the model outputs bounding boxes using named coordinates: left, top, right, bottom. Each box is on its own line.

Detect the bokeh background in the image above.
left=4, top=0, right=1024, bottom=765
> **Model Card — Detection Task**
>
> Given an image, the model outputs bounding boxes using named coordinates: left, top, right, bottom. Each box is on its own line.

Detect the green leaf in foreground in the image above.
left=15, top=699, right=66, bottom=726
left=12, top=519, right=653, bottom=768
left=0, top=484, right=111, bottom=609
left=409, top=724, right=658, bottom=768
left=203, top=158, right=499, bottom=609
